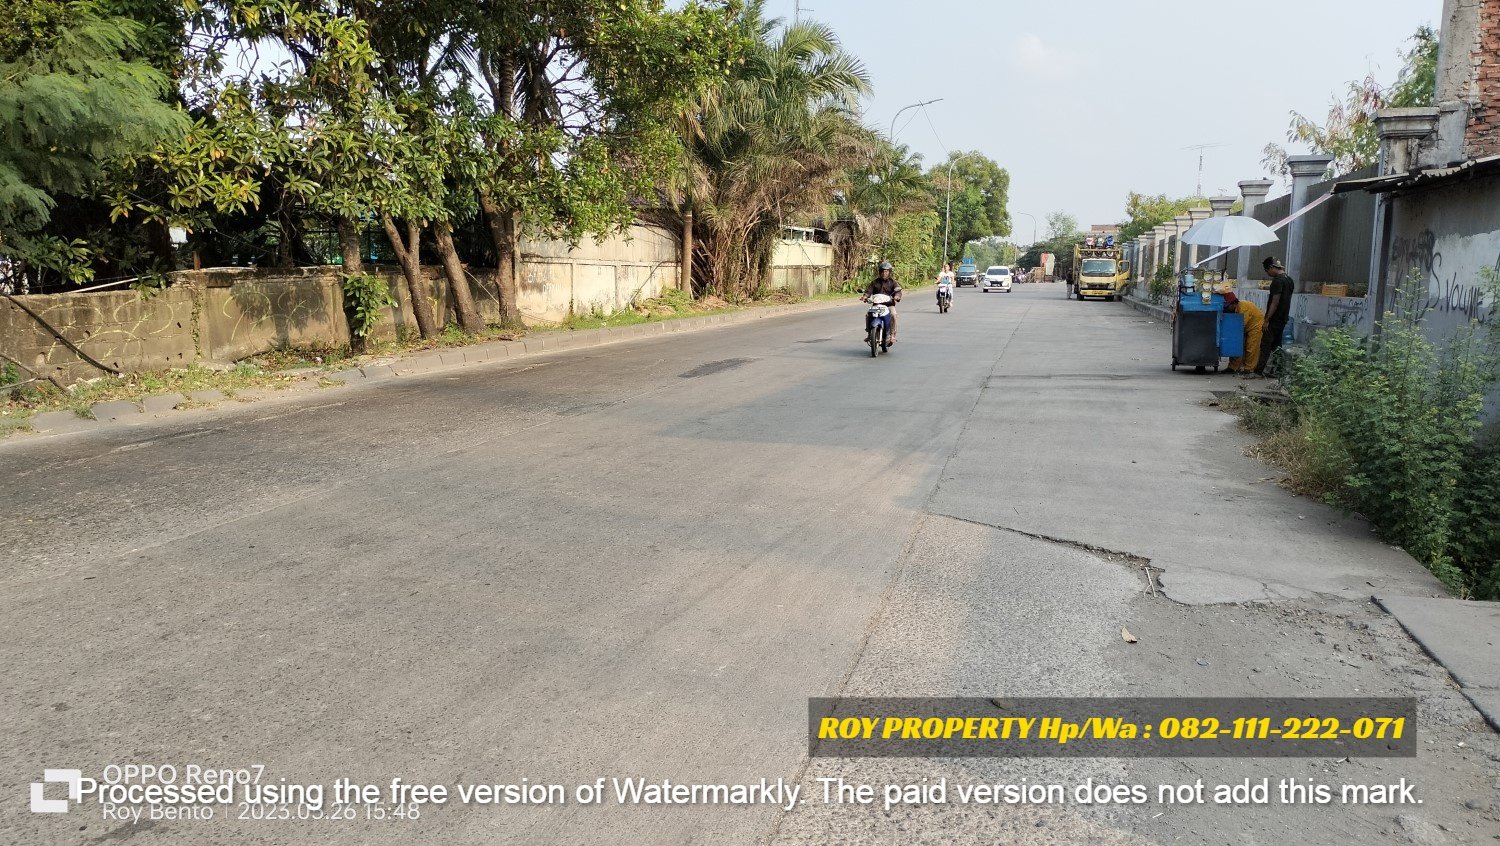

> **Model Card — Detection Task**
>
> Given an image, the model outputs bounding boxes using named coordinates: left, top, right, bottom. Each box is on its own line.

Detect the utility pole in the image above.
left=888, top=98, right=942, bottom=266
left=1014, top=211, right=1037, bottom=247
left=1183, top=143, right=1228, bottom=197
left=889, top=99, right=942, bottom=142
left=942, top=160, right=956, bottom=263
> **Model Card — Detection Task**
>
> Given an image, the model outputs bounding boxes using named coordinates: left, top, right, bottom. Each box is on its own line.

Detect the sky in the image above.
left=760, top=0, right=1438, bottom=243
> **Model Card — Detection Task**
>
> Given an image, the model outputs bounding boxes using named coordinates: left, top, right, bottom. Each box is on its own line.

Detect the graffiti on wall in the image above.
left=1388, top=230, right=1496, bottom=324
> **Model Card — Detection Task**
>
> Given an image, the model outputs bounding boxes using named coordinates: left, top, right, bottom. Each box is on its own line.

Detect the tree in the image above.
left=1118, top=192, right=1202, bottom=241
left=1266, top=26, right=1438, bottom=176
left=829, top=140, right=932, bottom=281
left=465, top=0, right=739, bottom=323
left=964, top=236, right=1017, bottom=269
left=1044, top=211, right=1078, bottom=242
left=1019, top=211, right=1083, bottom=269
left=0, top=4, right=184, bottom=282
left=659, top=1, right=873, bottom=299
left=928, top=151, right=1010, bottom=264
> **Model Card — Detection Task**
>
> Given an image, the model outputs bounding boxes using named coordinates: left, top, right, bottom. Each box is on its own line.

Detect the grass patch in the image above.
left=1216, top=394, right=1351, bottom=503
left=3, top=363, right=308, bottom=423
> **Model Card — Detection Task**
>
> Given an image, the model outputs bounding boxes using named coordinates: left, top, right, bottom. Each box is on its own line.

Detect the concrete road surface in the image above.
left=3, top=283, right=1497, bottom=845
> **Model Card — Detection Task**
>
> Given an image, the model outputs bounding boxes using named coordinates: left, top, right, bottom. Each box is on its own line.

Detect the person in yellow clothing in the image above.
left=1222, top=292, right=1264, bottom=374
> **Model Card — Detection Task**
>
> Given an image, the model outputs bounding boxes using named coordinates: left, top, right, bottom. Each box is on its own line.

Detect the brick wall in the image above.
left=1467, top=0, right=1500, bottom=158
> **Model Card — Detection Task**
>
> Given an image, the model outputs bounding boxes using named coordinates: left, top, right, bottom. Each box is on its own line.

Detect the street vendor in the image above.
left=1221, top=292, right=1265, bottom=375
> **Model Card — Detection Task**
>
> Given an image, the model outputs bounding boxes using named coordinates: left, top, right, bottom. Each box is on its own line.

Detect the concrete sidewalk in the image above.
left=1119, top=292, right=1500, bottom=732
left=1376, top=597, right=1500, bottom=731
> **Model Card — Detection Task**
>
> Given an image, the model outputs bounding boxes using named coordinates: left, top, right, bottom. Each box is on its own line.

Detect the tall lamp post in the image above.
left=889, top=98, right=942, bottom=141
left=942, top=160, right=956, bottom=263
left=1014, top=211, right=1037, bottom=247
left=886, top=98, right=941, bottom=268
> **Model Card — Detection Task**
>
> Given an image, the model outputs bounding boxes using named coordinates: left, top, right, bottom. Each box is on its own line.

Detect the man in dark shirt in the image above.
left=863, top=261, right=903, bottom=342
left=1255, top=257, right=1294, bottom=377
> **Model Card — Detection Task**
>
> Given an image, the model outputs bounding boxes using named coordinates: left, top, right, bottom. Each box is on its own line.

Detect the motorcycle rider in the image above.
left=862, top=261, right=903, bottom=342
left=936, top=262, right=954, bottom=309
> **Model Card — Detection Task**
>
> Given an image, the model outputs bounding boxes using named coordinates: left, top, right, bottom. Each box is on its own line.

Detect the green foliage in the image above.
left=480, top=0, right=741, bottom=244
left=0, top=3, right=185, bottom=274
left=884, top=210, right=940, bottom=286
left=1275, top=26, right=1438, bottom=175
left=963, top=237, right=1016, bottom=270
left=1283, top=271, right=1500, bottom=597
left=662, top=0, right=872, bottom=298
left=1148, top=259, right=1175, bottom=304
left=1119, top=193, right=1203, bottom=242
left=1019, top=210, right=1083, bottom=270
left=929, top=151, right=1010, bottom=263
left=340, top=272, right=395, bottom=340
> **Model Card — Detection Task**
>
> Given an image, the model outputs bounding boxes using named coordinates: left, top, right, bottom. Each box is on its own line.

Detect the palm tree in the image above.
left=831, top=142, right=931, bottom=281
left=662, top=1, right=874, bottom=300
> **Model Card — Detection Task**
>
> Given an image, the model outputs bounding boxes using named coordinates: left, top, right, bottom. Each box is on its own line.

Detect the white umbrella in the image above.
left=1180, top=216, right=1279, bottom=248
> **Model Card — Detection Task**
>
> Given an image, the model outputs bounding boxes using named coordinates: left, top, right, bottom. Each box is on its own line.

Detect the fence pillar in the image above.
left=1284, top=154, right=1334, bottom=286
left=1185, top=207, right=1212, bottom=269
left=1235, top=179, right=1274, bottom=282
left=1171, top=214, right=1192, bottom=275
left=1369, top=108, right=1441, bottom=317
left=1206, top=197, right=1236, bottom=276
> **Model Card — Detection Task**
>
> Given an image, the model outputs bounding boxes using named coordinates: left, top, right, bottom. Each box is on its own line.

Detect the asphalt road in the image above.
left=3, top=283, right=1497, bottom=845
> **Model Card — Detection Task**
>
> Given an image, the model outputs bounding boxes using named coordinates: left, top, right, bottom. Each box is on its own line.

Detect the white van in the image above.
left=982, top=266, right=1013, bottom=293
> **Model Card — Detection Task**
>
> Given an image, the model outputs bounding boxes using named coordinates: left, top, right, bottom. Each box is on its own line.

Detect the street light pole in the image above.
left=889, top=98, right=942, bottom=141
left=943, top=160, right=955, bottom=263
left=1015, top=211, right=1037, bottom=246
left=885, top=98, right=941, bottom=269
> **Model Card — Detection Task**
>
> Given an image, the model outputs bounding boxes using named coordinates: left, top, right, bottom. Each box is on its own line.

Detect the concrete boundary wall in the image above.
left=770, top=240, right=835, bottom=296
left=2, top=225, right=680, bottom=384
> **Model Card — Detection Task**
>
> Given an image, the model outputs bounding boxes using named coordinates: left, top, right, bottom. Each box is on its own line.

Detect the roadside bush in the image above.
left=1451, top=434, right=1500, bottom=598
left=1220, top=395, right=1349, bottom=501
left=1148, top=262, right=1174, bottom=304
left=1283, top=271, right=1500, bottom=597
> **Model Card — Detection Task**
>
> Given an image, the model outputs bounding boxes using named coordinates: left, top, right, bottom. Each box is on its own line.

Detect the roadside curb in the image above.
left=14, top=296, right=856, bottom=439
left=1124, top=295, right=1174, bottom=323
left=1374, top=595, right=1500, bottom=733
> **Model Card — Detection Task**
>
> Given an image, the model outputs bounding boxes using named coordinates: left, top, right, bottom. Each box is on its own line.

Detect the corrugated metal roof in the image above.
left=1335, top=155, right=1500, bottom=194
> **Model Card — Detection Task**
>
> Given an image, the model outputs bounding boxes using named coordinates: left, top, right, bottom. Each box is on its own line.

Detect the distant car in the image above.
left=956, top=262, right=979, bottom=287
left=981, top=266, right=1013, bottom=293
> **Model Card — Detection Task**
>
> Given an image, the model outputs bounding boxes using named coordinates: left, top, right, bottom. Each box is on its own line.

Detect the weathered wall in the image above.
left=1, top=225, right=681, bottom=383
left=1384, top=171, right=1500, bottom=340
left=1466, top=0, right=1500, bottom=158
left=1239, top=172, right=1375, bottom=289
left=195, top=267, right=350, bottom=361
left=518, top=225, right=678, bottom=322
left=1234, top=286, right=1369, bottom=346
left=0, top=288, right=198, bottom=384
left=769, top=240, right=834, bottom=296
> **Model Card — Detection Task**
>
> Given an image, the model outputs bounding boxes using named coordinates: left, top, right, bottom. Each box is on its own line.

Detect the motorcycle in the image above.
left=865, top=294, right=894, bottom=357
left=936, top=280, right=952, bottom=313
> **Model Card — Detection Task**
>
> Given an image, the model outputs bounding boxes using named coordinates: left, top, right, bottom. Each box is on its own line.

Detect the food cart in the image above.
left=1170, top=215, right=1278, bottom=374
left=1171, top=270, right=1243, bottom=373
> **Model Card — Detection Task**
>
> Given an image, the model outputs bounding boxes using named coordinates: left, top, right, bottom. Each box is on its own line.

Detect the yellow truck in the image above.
left=1069, top=241, right=1130, bottom=301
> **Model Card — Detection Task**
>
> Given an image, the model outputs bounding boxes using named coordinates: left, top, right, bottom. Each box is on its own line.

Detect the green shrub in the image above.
left=1284, top=271, right=1499, bottom=596
left=1451, top=434, right=1500, bottom=598
left=1148, top=261, right=1174, bottom=304
left=341, top=272, right=396, bottom=340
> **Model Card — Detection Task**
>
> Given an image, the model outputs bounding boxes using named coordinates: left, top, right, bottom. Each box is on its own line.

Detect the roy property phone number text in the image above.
left=817, top=715, right=1409, bottom=745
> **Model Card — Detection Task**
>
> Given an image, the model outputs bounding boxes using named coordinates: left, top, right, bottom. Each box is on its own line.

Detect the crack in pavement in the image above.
left=935, top=512, right=1169, bottom=599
